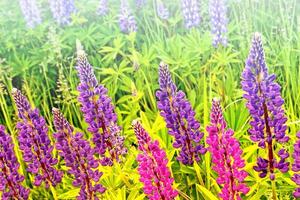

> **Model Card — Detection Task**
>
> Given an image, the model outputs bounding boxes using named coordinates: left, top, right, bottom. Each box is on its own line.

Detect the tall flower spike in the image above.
left=75, top=43, right=127, bottom=166
left=209, top=0, right=228, bottom=47
left=49, top=0, right=76, bottom=25
left=156, top=62, right=206, bottom=165
left=119, top=0, right=137, bottom=33
left=157, top=2, right=169, bottom=20
left=181, top=0, right=201, bottom=29
left=132, top=120, right=178, bottom=200
left=0, top=125, right=30, bottom=200
left=97, top=0, right=109, bottom=16
left=241, top=33, right=289, bottom=180
left=292, top=131, right=300, bottom=198
left=19, top=0, right=42, bottom=28
left=206, top=99, right=249, bottom=199
left=52, top=108, right=106, bottom=199
left=12, top=88, right=62, bottom=188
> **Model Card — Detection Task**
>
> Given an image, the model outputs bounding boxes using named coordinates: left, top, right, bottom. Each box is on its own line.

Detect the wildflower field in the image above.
left=0, top=0, right=300, bottom=199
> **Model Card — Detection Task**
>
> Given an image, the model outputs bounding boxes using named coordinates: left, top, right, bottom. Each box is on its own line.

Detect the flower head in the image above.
left=157, top=2, right=169, bottom=20
left=292, top=132, right=300, bottom=198
left=97, top=0, right=109, bottom=16
left=181, top=0, right=201, bottom=29
left=133, top=120, right=178, bottom=200
left=52, top=108, right=106, bottom=199
left=156, top=62, right=206, bottom=165
left=0, top=125, right=30, bottom=200
left=19, top=0, right=42, bottom=28
left=12, top=88, right=62, bottom=188
left=49, top=0, right=76, bottom=25
left=206, top=99, right=249, bottom=199
left=119, top=0, right=137, bottom=33
left=241, top=33, right=289, bottom=179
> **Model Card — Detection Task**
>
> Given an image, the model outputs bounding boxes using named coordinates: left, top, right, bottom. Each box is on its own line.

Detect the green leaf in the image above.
left=196, top=184, right=219, bottom=200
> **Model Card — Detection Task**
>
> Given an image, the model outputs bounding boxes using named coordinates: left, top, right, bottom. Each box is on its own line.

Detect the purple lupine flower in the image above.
left=157, top=2, right=169, bottom=20
left=156, top=62, right=206, bottom=165
left=0, top=125, right=30, bottom=200
left=97, top=0, right=109, bottom=16
left=12, top=88, right=62, bottom=188
left=132, top=120, right=178, bottom=200
left=292, top=131, right=300, bottom=198
left=206, top=99, right=249, bottom=200
left=209, top=0, right=228, bottom=47
left=181, top=0, right=201, bottom=29
left=118, top=0, right=137, bottom=33
left=75, top=46, right=127, bottom=166
left=241, top=33, right=289, bottom=180
left=136, top=0, right=147, bottom=9
left=19, top=0, right=42, bottom=28
left=52, top=108, right=106, bottom=199
left=49, top=0, right=76, bottom=25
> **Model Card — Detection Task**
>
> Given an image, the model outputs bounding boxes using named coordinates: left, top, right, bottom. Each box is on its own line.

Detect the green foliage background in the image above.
left=0, top=0, right=300, bottom=199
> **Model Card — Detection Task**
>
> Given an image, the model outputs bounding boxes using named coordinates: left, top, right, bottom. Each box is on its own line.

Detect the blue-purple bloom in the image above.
left=156, top=62, right=206, bottom=165
left=49, top=0, right=76, bottom=25
left=241, top=33, right=289, bottom=180
left=52, top=108, right=106, bottom=199
left=0, top=125, right=30, bottom=200
left=157, top=2, right=169, bottom=20
left=97, top=0, right=109, bottom=16
left=292, top=131, right=300, bottom=198
left=19, top=0, right=42, bottom=28
left=12, top=88, right=62, bottom=188
left=181, top=0, right=201, bottom=29
left=136, top=0, right=147, bottom=9
left=118, top=0, right=137, bottom=33
left=75, top=46, right=127, bottom=166
left=209, top=0, right=228, bottom=47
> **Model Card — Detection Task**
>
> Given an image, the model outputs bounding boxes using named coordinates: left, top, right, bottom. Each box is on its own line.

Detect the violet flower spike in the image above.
left=181, top=0, right=201, bottom=29
left=157, top=2, right=169, bottom=20
left=132, top=120, right=178, bottom=200
left=119, top=0, right=137, bottom=33
left=0, top=125, right=30, bottom=200
left=49, top=0, right=76, bottom=25
left=292, top=131, right=300, bottom=198
left=156, top=62, right=206, bottom=165
left=75, top=44, right=127, bottom=166
left=12, top=88, right=62, bottom=188
left=206, top=99, right=249, bottom=199
left=241, top=33, right=289, bottom=180
left=52, top=108, right=106, bottom=199
left=97, top=0, right=109, bottom=16
left=209, top=0, right=228, bottom=47
left=19, top=0, right=42, bottom=28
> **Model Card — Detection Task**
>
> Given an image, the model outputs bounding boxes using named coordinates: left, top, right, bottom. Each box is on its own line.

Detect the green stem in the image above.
left=50, top=184, right=58, bottom=200
left=271, top=180, right=277, bottom=200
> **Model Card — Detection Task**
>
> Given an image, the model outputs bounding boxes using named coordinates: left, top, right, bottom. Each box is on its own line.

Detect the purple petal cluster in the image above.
left=97, top=0, right=109, bottom=16
left=75, top=48, right=127, bottom=166
left=132, top=120, right=178, bottom=200
left=52, top=108, right=106, bottom=199
left=12, top=88, right=62, bottom=188
left=136, top=0, right=147, bottom=9
left=157, top=2, right=169, bottom=20
left=181, top=0, right=201, bottom=29
left=118, top=0, right=137, bottom=33
left=156, top=62, right=206, bottom=165
left=0, top=125, right=30, bottom=200
left=49, top=0, right=76, bottom=25
left=209, top=0, right=228, bottom=47
left=206, top=99, right=249, bottom=200
left=292, top=132, right=300, bottom=198
left=19, top=0, right=42, bottom=28
left=241, top=33, right=289, bottom=179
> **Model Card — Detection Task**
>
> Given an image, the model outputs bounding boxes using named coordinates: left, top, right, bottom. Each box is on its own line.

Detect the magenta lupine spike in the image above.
left=12, top=88, right=62, bottom=188
left=241, top=33, right=289, bottom=180
left=52, top=108, right=106, bottom=199
left=0, top=125, right=30, bottom=200
left=206, top=99, right=249, bottom=200
left=292, top=131, right=300, bottom=198
left=132, top=120, right=178, bottom=200
left=156, top=62, right=206, bottom=165
left=75, top=45, right=127, bottom=166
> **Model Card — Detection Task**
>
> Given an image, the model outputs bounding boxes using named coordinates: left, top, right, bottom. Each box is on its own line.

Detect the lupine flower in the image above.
left=136, top=0, right=147, bottom=9
left=49, top=0, right=76, bottom=25
left=241, top=33, right=289, bottom=180
left=206, top=99, right=249, bottom=200
left=132, top=120, right=178, bottom=200
left=119, top=0, right=137, bottom=33
left=292, top=131, right=300, bottom=198
left=181, top=0, right=201, bottom=29
left=157, top=2, right=169, bottom=20
left=75, top=44, right=127, bottom=166
left=156, top=62, right=206, bottom=165
left=209, top=0, right=228, bottom=47
left=19, top=0, right=42, bottom=28
left=0, top=125, right=30, bottom=200
left=97, top=0, right=109, bottom=16
left=52, top=108, right=106, bottom=199
left=12, top=88, right=62, bottom=188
